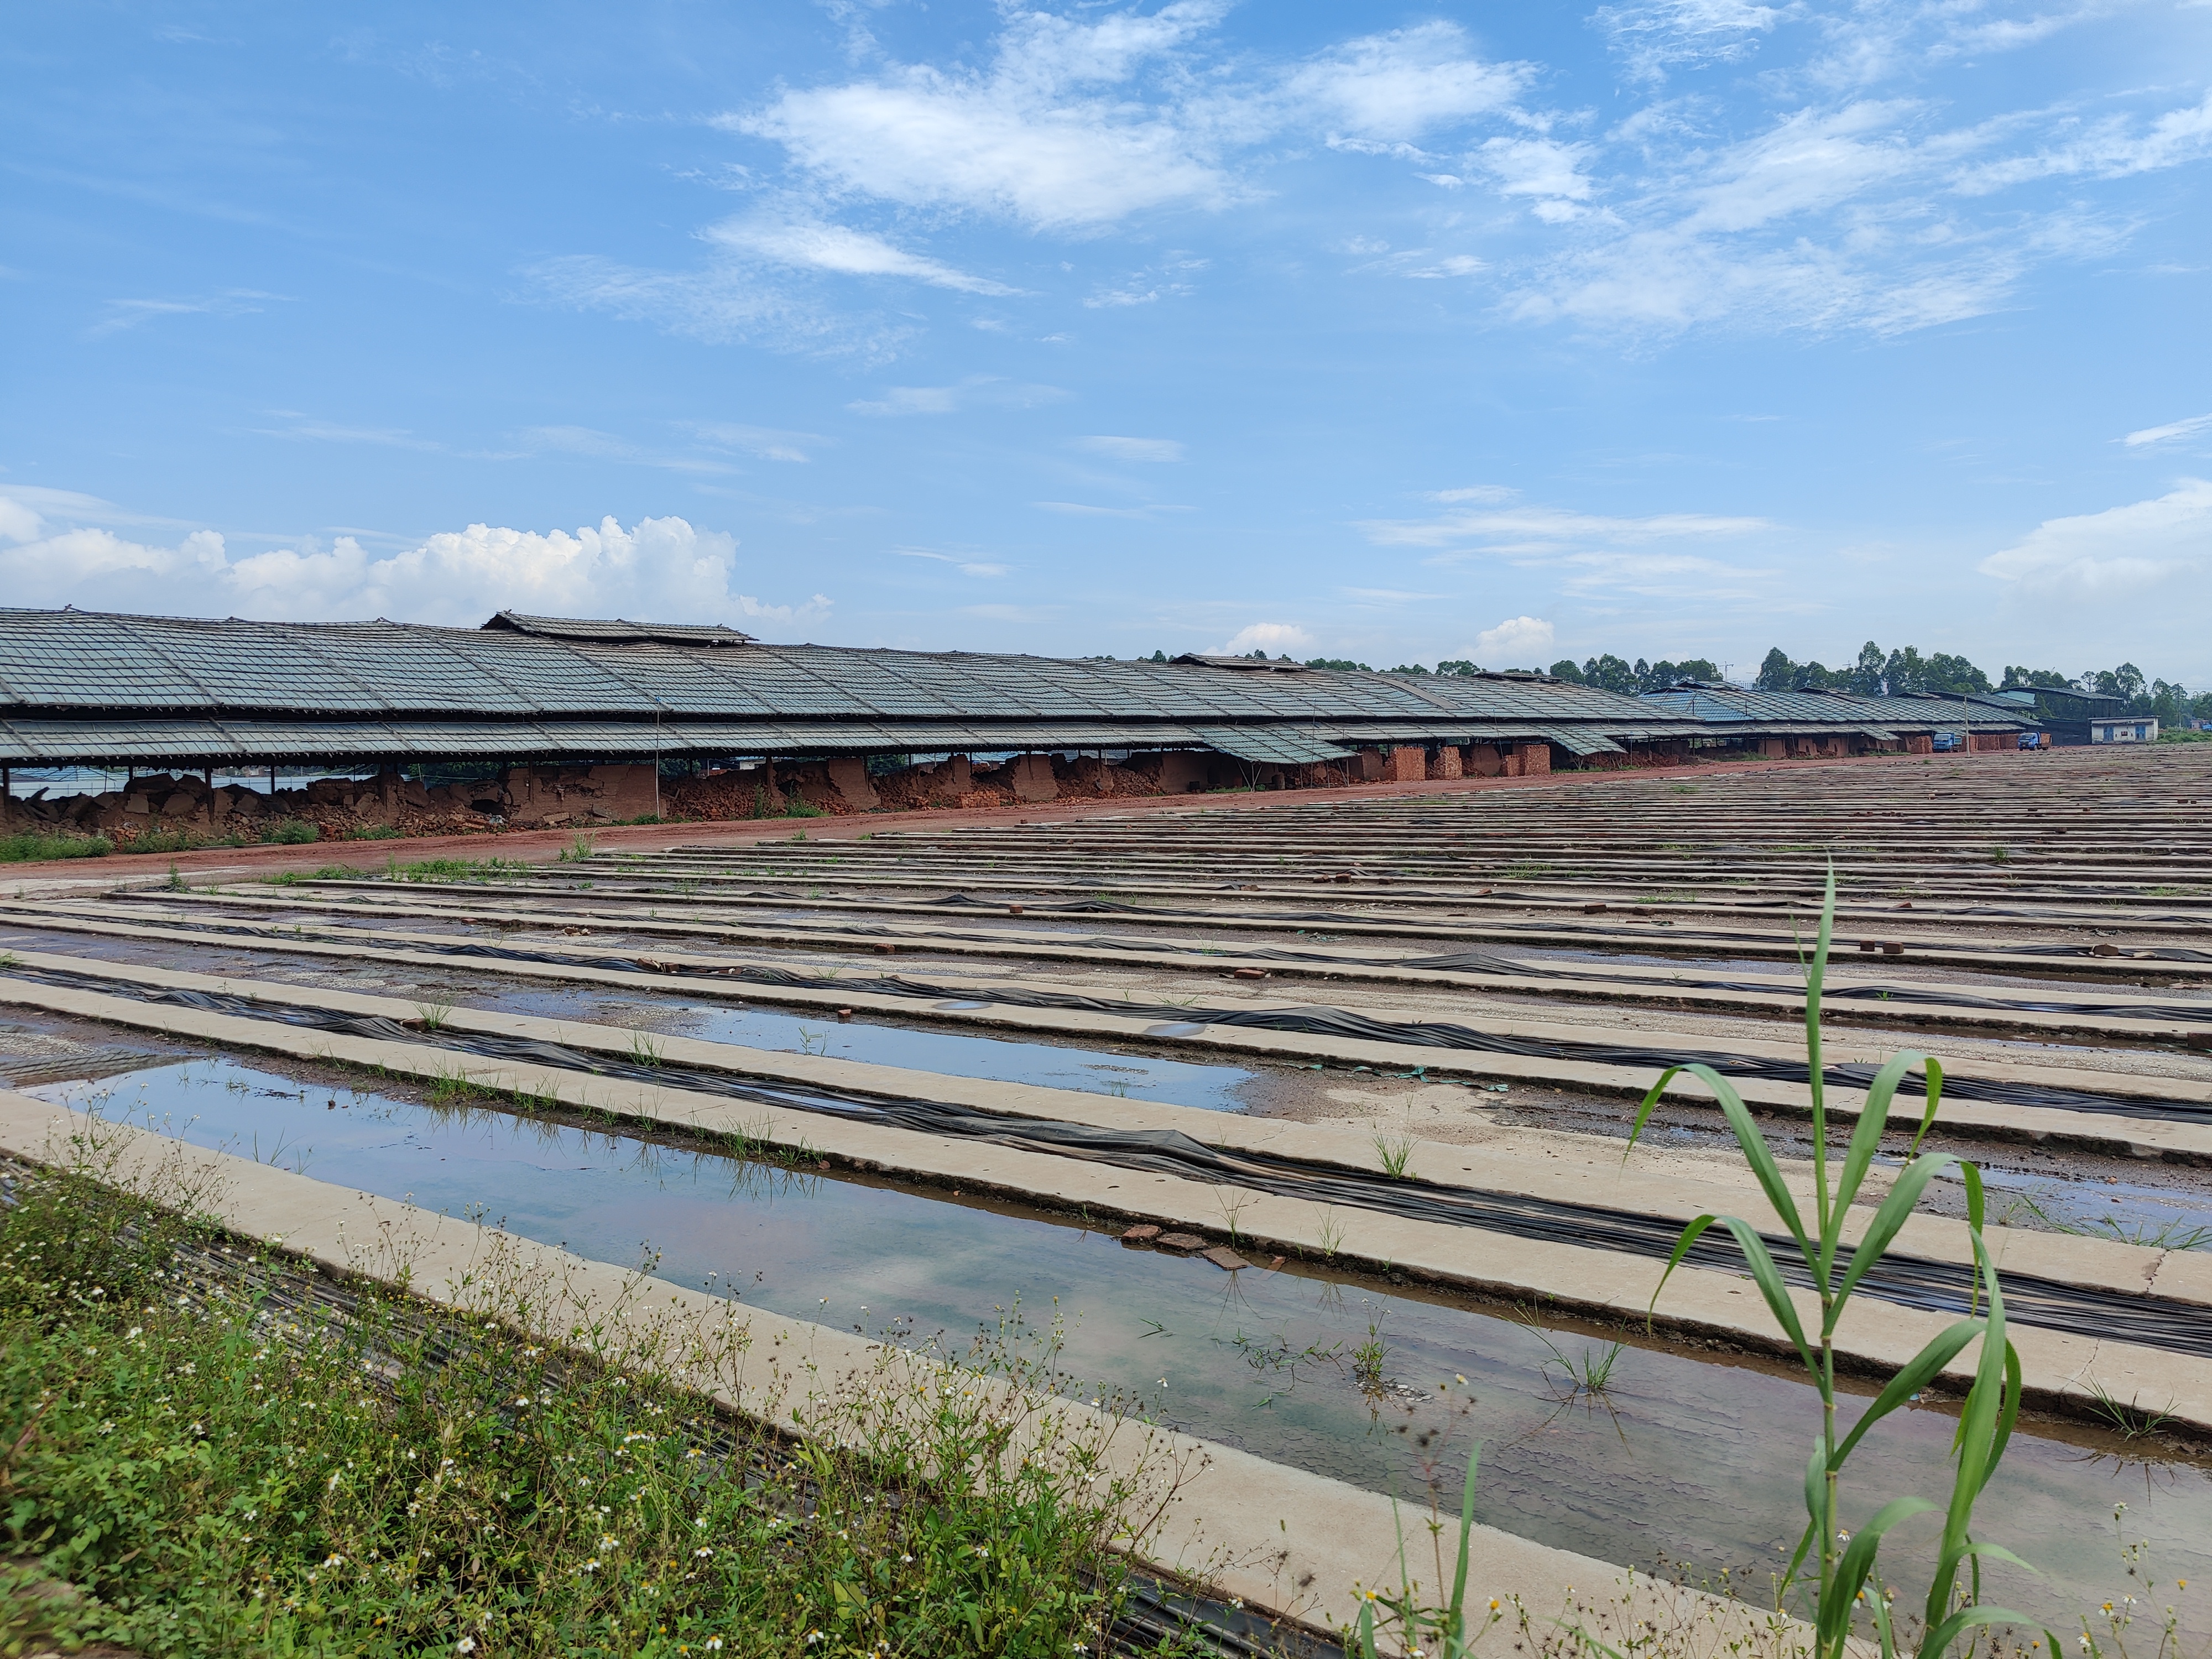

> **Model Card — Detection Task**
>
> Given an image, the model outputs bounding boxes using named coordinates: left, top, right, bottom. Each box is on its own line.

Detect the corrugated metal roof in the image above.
left=1642, top=684, right=2032, bottom=734
left=0, top=607, right=1684, bottom=724
left=0, top=608, right=1774, bottom=766
left=1188, top=727, right=1354, bottom=764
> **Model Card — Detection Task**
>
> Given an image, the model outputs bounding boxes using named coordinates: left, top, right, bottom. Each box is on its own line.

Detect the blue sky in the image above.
left=6, top=1, right=2210, bottom=683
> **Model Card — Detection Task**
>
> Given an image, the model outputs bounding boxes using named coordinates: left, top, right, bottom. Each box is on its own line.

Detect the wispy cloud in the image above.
left=1363, top=495, right=1771, bottom=554
left=253, top=413, right=442, bottom=451
left=2124, top=414, right=2212, bottom=448
left=848, top=376, right=1068, bottom=416
left=1073, top=435, right=1185, bottom=462
left=896, top=549, right=1010, bottom=577
left=706, top=216, right=1021, bottom=295
left=688, top=422, right=823, bottom=463
left=1595, top=0, right=1787, bottom=83
left=530, top=253, right=911, bottom=359
left=90, top=288, right=287, bottom=338
left=1032, top=500, right=1193, bottom=518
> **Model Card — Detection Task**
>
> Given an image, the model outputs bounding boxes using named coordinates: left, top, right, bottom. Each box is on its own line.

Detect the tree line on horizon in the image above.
left=1135, top=643, right=2205, bottom=726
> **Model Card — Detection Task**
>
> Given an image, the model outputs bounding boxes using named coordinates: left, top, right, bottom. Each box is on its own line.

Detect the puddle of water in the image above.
left=28, top=1058, right=2212, bottom=1632
left=483, top=985, right=1258, bottom=1112
left=1949, top=1164, right=2212, bottom=1252
left=0, top=927, right=1260, bottom=1112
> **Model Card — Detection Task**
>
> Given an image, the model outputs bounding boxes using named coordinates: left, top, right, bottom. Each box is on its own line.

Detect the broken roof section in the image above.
left=482, top=612, right=756, bottom=648
left=0, top=607, right=1705, bottom=766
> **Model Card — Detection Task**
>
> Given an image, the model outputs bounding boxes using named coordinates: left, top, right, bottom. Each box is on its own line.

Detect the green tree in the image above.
left=1755, top=646, right=1799, bottom=691
left=1547, top=659, right=1588, bottom=684
left=1435, top=658, right=1480, bottom=676
left=1638, top=657, right=1720, bottom=690
left=1303, top=657, right=1371, bottom=671
left=1580, top=653, right=1639, bottom=694
left=2000, top=665, right=2073, bottom=690
left=1849, top=640, right=1887, bottom=696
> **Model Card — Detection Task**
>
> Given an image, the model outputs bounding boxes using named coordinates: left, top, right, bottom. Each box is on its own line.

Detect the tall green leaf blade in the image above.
left=1819, top=1493, right=1937, bottom=1641
left=1830, top=1319, right=1981, bottom=1469
left=1831, top=1150, right=1967, bottom=1318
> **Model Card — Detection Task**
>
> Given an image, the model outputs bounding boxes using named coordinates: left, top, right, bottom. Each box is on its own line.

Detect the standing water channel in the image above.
left=30, top=1056, right=2212, bottom=1637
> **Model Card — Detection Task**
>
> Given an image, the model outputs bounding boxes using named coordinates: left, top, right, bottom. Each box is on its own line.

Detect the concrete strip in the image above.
left=76, top=892, right=2212, bottom=1046
left=3, top=969, right=2205, bottom=1433
left=4, top=928, right=2205, bottom=1165
left=11, top=943, right=2210, bottom=1229
left=0, top=1086, right=1811, bottom=1647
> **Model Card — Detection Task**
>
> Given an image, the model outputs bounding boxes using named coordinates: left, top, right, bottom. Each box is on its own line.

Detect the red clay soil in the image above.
left=0, top=749, right=1995, bottom=892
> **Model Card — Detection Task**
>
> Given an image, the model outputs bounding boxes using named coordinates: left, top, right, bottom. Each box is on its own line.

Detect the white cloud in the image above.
left=1473, top=615, right=1555, bottom=659
left=1073, top=435, right=1185, bottom=462
left=704, top=217, right=1020, bottom=295
left=1222, top=621, right=1314, bottom=655
left=531, top=252, right=911, bottom=359
left=689, top=422, right=822, bottom=463
left=847, top=376, right=1068, bottom=416
left=1473, top=137, right=1595, bottom=219
left=1361, top=499, right=1770, bottom=552
left=2124, top=414, right=2212, bottom=448
left=895, top=549, right=1010, bottom=577
left=731, top=2, right=1237, bottom=232
left=1031, top=500, right=1192, bottom=519
left=1284, top=22, right=1528, bottom=143
left=88, top=288, right=286, bottom=338
left=1429, top=485, right=1517, bottom=504
left=1952, top=88, right=2212, bottom=195
left=1595, top=0, right=1785, bottom=82
left=1978, top=480, right=2212, bottom=591
left=0, top=492, right=826, bottom=630
left=254, top=414, right=442, bottom=450
left=729, top=13, right=1530, bottom=239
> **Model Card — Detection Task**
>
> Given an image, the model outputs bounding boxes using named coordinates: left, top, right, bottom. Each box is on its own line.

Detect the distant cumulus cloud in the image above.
left=1473, top=615, right=1555, bottom=660
left=0, top=490, right=826, bottom=631
left=1222, top=621, right=1314, bottom=655
left=1978, top=481, right=2212, bottom=592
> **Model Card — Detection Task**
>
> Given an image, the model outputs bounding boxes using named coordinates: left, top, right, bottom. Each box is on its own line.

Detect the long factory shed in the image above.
left=0, top=605, right=1709, bottom=773
left=0, top=606, right=2028, bottom=781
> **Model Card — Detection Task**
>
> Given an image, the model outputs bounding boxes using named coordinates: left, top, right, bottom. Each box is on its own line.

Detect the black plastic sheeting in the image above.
left=67, top=906, right=2211, bottom=1123
left=338, top=938, right=2203, bottom=1127
left=11, top=963, right=2209, bottom=1361
left=91, top=899, right=2212, bottom=1022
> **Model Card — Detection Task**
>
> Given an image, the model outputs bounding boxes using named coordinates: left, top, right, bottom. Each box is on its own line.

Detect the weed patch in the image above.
left=0, top=831, right=112, bottom=864
left=0, top=1134, right=1186, bottom=1657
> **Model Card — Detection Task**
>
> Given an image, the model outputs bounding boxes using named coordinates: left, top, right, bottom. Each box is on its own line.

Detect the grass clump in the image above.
left=0, top=1134, right=1187, bottom=1657
left=262, top=863, right=371, bottom=886
left=262, top=819, right=321, bottom=845
left=384, top=856, right=530, bottom=885
left=0, top=830, right=113, bottom=863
